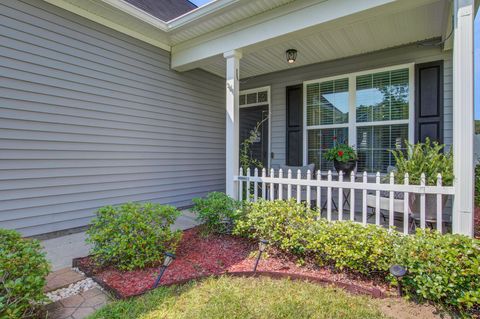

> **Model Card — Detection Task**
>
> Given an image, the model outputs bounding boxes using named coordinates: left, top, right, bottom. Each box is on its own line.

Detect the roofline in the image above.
left=168, top=0, right=240, bottom=29
left=99, top=0, right=240, bottom=30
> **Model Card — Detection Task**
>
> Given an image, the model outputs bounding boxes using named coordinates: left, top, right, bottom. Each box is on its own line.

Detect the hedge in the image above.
left=0, top=229, right=50, bottom=318
left=235, top=199, right=480, bottom=316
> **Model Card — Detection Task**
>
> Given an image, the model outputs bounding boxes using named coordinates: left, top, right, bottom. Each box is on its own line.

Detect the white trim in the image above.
left=101, top=0, right=169, bottom=30
left=239, top=86, right=272, bottom=168
left=43, top=0, right=171, bottom=51
left=302, top=63, right=415, bottom=168
left=452, top=0, right=474, bottom=236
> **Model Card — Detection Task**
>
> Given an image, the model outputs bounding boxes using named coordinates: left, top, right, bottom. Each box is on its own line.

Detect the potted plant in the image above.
left=324, top=142, right=358, bottom=176
left=390, top=138, right=453, bottom=226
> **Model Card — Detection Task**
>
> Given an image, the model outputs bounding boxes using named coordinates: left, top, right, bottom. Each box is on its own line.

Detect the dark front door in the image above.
left=239, top=105, right=269, bottom=169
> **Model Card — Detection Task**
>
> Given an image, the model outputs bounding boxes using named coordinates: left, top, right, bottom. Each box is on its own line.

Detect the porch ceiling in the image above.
left=199, top=0, right=449, bottom=79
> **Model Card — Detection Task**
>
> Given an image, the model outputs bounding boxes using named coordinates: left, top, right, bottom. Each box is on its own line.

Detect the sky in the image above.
left=190, top=0, right=212, bottom=7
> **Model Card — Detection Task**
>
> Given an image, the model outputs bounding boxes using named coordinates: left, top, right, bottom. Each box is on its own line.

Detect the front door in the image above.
left=239, top=105, right=269, bottom=169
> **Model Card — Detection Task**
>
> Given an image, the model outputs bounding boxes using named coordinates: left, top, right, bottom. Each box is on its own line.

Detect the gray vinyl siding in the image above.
left=0, top=0, right=225, bottom=236
left=241, top=44, right=453, bottom=167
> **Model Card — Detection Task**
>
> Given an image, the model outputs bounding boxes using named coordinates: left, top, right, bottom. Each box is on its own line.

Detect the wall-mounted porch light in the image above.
left=286, top=49, right=297, bottom=64
left=153, top=252, right=176, bottom=288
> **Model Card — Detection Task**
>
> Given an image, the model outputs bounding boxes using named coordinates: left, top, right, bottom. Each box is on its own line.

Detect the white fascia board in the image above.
left=168, top=0, right=241, bottom=28
left=170, top=0, right=397, bottom=71
left=101, top=0, right=169, bottom=30
left=44, top=0, right=171, bottom=51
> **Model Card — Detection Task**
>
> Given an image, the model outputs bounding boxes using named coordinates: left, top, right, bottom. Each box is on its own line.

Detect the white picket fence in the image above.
left=235, top=167, right=456, bottom=235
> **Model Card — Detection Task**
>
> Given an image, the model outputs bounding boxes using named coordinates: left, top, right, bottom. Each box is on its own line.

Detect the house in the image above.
left=0, top=0, right=476, bottom=237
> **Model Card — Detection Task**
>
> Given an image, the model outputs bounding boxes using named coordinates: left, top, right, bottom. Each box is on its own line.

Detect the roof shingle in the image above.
left=124, top=0, right=197, bottom=21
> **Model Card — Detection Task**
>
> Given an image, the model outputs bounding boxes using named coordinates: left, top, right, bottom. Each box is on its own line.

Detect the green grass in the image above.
left=89, top=276, right=387, bottom=319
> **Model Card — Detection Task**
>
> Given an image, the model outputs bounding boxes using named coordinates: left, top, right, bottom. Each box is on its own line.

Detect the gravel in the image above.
left=46, top=277, right=101, bottom=302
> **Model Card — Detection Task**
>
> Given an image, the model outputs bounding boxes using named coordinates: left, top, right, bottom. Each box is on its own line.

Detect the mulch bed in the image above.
left=74, top=226, right=389, bottom=299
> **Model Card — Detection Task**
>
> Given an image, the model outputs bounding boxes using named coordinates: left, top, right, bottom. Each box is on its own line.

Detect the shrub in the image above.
left=235, top=199, right=480, bottom=315
left=394, top=229, right=480, bottom=314
left=0, top=229, right=50, bottom=318
left=86, top=202, right=182, bottom=270
left=306, top=221, right=400, bottom=276
left=192, top=192, right=242, bottom=234
left=234, top=199, right=319, bottom=255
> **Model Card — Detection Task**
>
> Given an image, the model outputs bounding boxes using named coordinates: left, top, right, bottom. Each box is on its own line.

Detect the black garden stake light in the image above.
left=153, top=252, right=175, bottom=288
left=253, top=239, right=269, bottom=272
left=389, top=264, right=407, bottom=296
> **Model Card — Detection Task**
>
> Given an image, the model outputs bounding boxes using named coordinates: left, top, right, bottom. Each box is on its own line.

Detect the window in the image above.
left=304, top=65, right=413, bottom=173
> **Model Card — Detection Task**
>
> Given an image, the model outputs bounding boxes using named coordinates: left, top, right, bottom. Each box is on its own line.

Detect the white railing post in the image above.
left=375, top=172, right=381, bottom=226
left=270, top=168, right=275, bottom=201
left=296, top=169, right=301, bottom=203
left=403, top=173, right=409, bottom=235
left=306, top=170, right=312, bottom=204
left=253, top=168, right=258, bottom=202
left=350, top=171, right=355, bottom=221
left=362, top=172, right=367, bottom=225
left=287, top=169, right=292, bottom=200
left=389, top=172, right=394, bottom=228
left=278, top=169, right=283, bottom=200
left=261, top=168, right=266, bottom=200
left=420, top=173, right=426, bottom=229
left=246, top=167, right=251, bottom=202
left=316, top=170, right=321, bottom=215
left=327, top=170, right=332, bottom=221
left=238, top=167, right=243, bottom=201
left=436, top=174, right=443, bottom=233
left=338, top=171, right=343, bottom=221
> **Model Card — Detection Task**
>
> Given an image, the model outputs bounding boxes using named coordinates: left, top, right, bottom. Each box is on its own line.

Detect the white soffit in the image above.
left=199, top=0, right=447, bottom=79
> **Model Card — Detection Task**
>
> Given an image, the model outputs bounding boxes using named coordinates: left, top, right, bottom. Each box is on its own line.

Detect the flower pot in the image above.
left=409, top=194, right=449, bottom=225
left=333, top=159, right=357, bottom=176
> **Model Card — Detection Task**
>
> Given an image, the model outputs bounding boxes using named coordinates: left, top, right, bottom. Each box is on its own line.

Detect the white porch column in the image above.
left=224, top=50, right=242, bottom=199
left=452, top=0, right=475, bottom=236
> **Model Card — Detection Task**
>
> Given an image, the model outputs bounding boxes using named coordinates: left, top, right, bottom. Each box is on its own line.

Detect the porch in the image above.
left=171, top=0, right=476, bottom=236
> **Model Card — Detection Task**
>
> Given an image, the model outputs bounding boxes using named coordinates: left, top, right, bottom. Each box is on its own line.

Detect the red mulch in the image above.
left=75, top=226, right=391, bottom=298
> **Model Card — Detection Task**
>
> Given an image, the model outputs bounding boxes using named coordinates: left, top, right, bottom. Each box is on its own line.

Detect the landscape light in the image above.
left=153, top=252, right=176, bottom=288
left=253, top=239, right=269, bottom=272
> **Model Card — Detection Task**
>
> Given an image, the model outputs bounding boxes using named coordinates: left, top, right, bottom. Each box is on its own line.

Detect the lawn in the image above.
left=88, top=276, right=386, bottom=319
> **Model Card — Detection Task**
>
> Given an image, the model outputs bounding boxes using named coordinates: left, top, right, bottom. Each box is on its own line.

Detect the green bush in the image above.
left=235, top=199, right=480, bottom=315
left=234, top=199, right=318, bottom=255
left=86, top=202, right=182, bottom=271
left=192, top=192, right=242, bottom=234
left=0, top=229, right=50, bottom=318
left=306, top=221, right=400, bottom=276
left=394, top=229, right=480, bottom=313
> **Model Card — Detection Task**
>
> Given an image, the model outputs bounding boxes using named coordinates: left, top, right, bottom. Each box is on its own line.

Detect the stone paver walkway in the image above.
left=46, top=288, right=111, bottom=319
left=45, top=268, right=85, bottom=292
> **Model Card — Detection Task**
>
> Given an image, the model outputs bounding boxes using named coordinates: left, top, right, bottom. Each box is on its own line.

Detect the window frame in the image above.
left=302, top=63, right=415, bottom=171
left=239, top=86, right=272, bottom=168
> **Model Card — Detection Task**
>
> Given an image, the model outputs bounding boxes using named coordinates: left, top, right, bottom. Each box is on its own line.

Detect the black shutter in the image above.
left=286, top=85, right=303, bottom=165
left=415, top=61, right=444, bottom=144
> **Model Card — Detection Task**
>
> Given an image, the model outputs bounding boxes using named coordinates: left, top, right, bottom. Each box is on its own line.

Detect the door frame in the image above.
left=239, top=86, right=271, bottom=169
